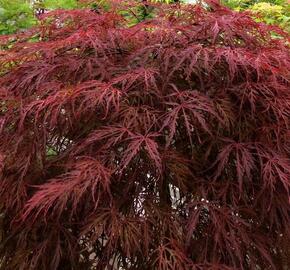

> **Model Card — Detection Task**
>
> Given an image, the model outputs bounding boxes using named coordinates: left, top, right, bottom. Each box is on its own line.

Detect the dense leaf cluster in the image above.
left=0, top=1, right=289, bottom=269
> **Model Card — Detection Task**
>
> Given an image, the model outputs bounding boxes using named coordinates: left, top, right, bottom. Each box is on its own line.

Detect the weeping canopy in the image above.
left=0, top=1, right=289, bottom=269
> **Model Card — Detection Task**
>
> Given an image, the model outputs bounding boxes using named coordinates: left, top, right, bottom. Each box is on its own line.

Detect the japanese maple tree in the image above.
left=0, top=1, right=289, bottom=269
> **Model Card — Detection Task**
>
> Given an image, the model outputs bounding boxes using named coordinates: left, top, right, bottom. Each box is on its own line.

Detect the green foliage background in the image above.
left=0, top=0, right=36, bottom=35
left=222, top=0, right=290, bottom=31
left=0, top=0, right=82, bottom=35
left=42, top=0, right=79, bottom=9
left=0, top=0, right=289, bottom=35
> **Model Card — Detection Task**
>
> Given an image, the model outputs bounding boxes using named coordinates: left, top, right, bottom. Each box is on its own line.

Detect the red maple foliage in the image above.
left=0, top=1, right=289, bottom=269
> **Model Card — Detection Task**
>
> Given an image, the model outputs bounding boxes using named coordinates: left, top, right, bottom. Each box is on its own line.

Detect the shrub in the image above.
left=0, top=1, right=289, bottom=269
